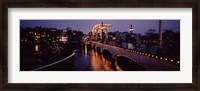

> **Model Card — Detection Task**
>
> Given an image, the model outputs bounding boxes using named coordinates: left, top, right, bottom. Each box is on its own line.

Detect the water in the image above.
left=73, top=44, right=122, bottom=71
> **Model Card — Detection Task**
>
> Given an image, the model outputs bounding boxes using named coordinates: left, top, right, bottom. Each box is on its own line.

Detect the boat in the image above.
left=31, top=50, right=79, bottom=71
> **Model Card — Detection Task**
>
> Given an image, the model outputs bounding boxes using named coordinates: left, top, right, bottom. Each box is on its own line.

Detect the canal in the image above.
left=20, top=42, right=146, bottom=71
left=73, top=44, right=123, bottom=71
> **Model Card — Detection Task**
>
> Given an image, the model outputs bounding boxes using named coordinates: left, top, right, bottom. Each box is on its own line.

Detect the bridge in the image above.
left=89, top=41, right=180, bottom=71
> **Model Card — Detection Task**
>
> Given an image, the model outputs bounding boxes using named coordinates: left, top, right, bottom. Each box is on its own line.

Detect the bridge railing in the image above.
left=90, top=41, right=180, bottom=71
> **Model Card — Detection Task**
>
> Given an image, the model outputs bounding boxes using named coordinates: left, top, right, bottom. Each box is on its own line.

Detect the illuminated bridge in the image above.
left=89, top=41, right=180, bottom=71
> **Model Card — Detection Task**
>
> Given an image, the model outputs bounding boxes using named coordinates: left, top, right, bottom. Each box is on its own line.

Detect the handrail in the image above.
left=31, top=50, right=77, bottom=71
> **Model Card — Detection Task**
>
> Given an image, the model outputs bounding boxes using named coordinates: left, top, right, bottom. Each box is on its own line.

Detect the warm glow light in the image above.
left=171, top=60, right=173, bottom=62
left=112, top=37, right=116, bottom=40
left=35, top=45, right=39, bottom=52
left=63, top=30, right=67, bottom=32
left=156, top=56, right=158, bottom=58
left=165, top=58, right=167, bottom=60
left=41, top=35, right=46, bottom=37
left=85, top=44, right=87, bottom=54
left=160, top=57, right=162, bottom=59
left=177, top=61, right=180, bottom=63
left=35, top=36, right=40, bottom=39
left=61, top=36, right=67, bottom=42
left=51, top=29, right=56, bottom=32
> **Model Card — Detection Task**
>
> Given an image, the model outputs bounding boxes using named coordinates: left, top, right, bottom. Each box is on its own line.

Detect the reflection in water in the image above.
left=74, top=44, right=146, bottom=71
left=84, top=44, right=87, bottom=54
left=74, top=44, right=122, bottom=71
left=35, top=45, right=39, bottom=52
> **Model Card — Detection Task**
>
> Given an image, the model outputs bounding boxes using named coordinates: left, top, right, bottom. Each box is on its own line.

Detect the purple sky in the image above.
left=20, top=20, right=180, bottom=34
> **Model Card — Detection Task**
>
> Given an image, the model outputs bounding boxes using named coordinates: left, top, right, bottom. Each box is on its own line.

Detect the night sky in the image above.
left=20, top=20, right=180, bottom=35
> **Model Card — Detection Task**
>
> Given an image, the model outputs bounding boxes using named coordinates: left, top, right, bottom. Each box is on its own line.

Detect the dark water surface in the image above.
left=73, top=44, right=122, bottom=71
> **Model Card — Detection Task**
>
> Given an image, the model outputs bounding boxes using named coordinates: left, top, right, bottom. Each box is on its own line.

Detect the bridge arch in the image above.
left=101, top=49, right=115, bottom=62
left=101, top=48, right=109, bottom=53
left=96, top=46, right=101, bottom=54
left=115, top=55, right=146, bottom=71
left=92, top=44, right=96, bottom=50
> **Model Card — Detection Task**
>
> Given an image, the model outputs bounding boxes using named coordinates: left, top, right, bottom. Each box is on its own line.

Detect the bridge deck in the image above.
left=91, top=41, right=180, bottom=71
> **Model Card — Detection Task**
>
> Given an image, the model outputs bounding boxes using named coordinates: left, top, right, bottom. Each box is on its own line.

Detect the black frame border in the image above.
left=1, top=0, right=199, bottom=91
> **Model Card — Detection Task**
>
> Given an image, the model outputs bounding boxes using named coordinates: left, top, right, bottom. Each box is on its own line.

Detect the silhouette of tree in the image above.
left=145, top=29, right=157, bottom=53
left=66, top=27, right=72, bottom=31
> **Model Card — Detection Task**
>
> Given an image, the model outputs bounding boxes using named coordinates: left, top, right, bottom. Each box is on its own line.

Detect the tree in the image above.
left=145, top=29, right=157, bottom=53
left=66, top=27, right=72, bottom=31
left=145, top=29, right=156, bottom=36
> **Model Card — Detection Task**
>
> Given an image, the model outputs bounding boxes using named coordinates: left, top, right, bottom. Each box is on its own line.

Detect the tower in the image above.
left=159, top=20, right=163, bottom=46
left=130, top=24, right=134, bottom=33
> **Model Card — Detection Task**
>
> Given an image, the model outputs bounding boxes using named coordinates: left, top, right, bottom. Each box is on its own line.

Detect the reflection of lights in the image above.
left=35, top=36, right=40, bottom=39
left=85, top=44, right=87, bottom=54
left=35, top=45, right=39, bottom=52
left=34, top=33, right=37, bottom=35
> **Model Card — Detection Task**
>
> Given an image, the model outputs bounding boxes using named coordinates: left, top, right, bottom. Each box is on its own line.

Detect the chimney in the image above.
left=159, top=20, right=163, bottom=46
